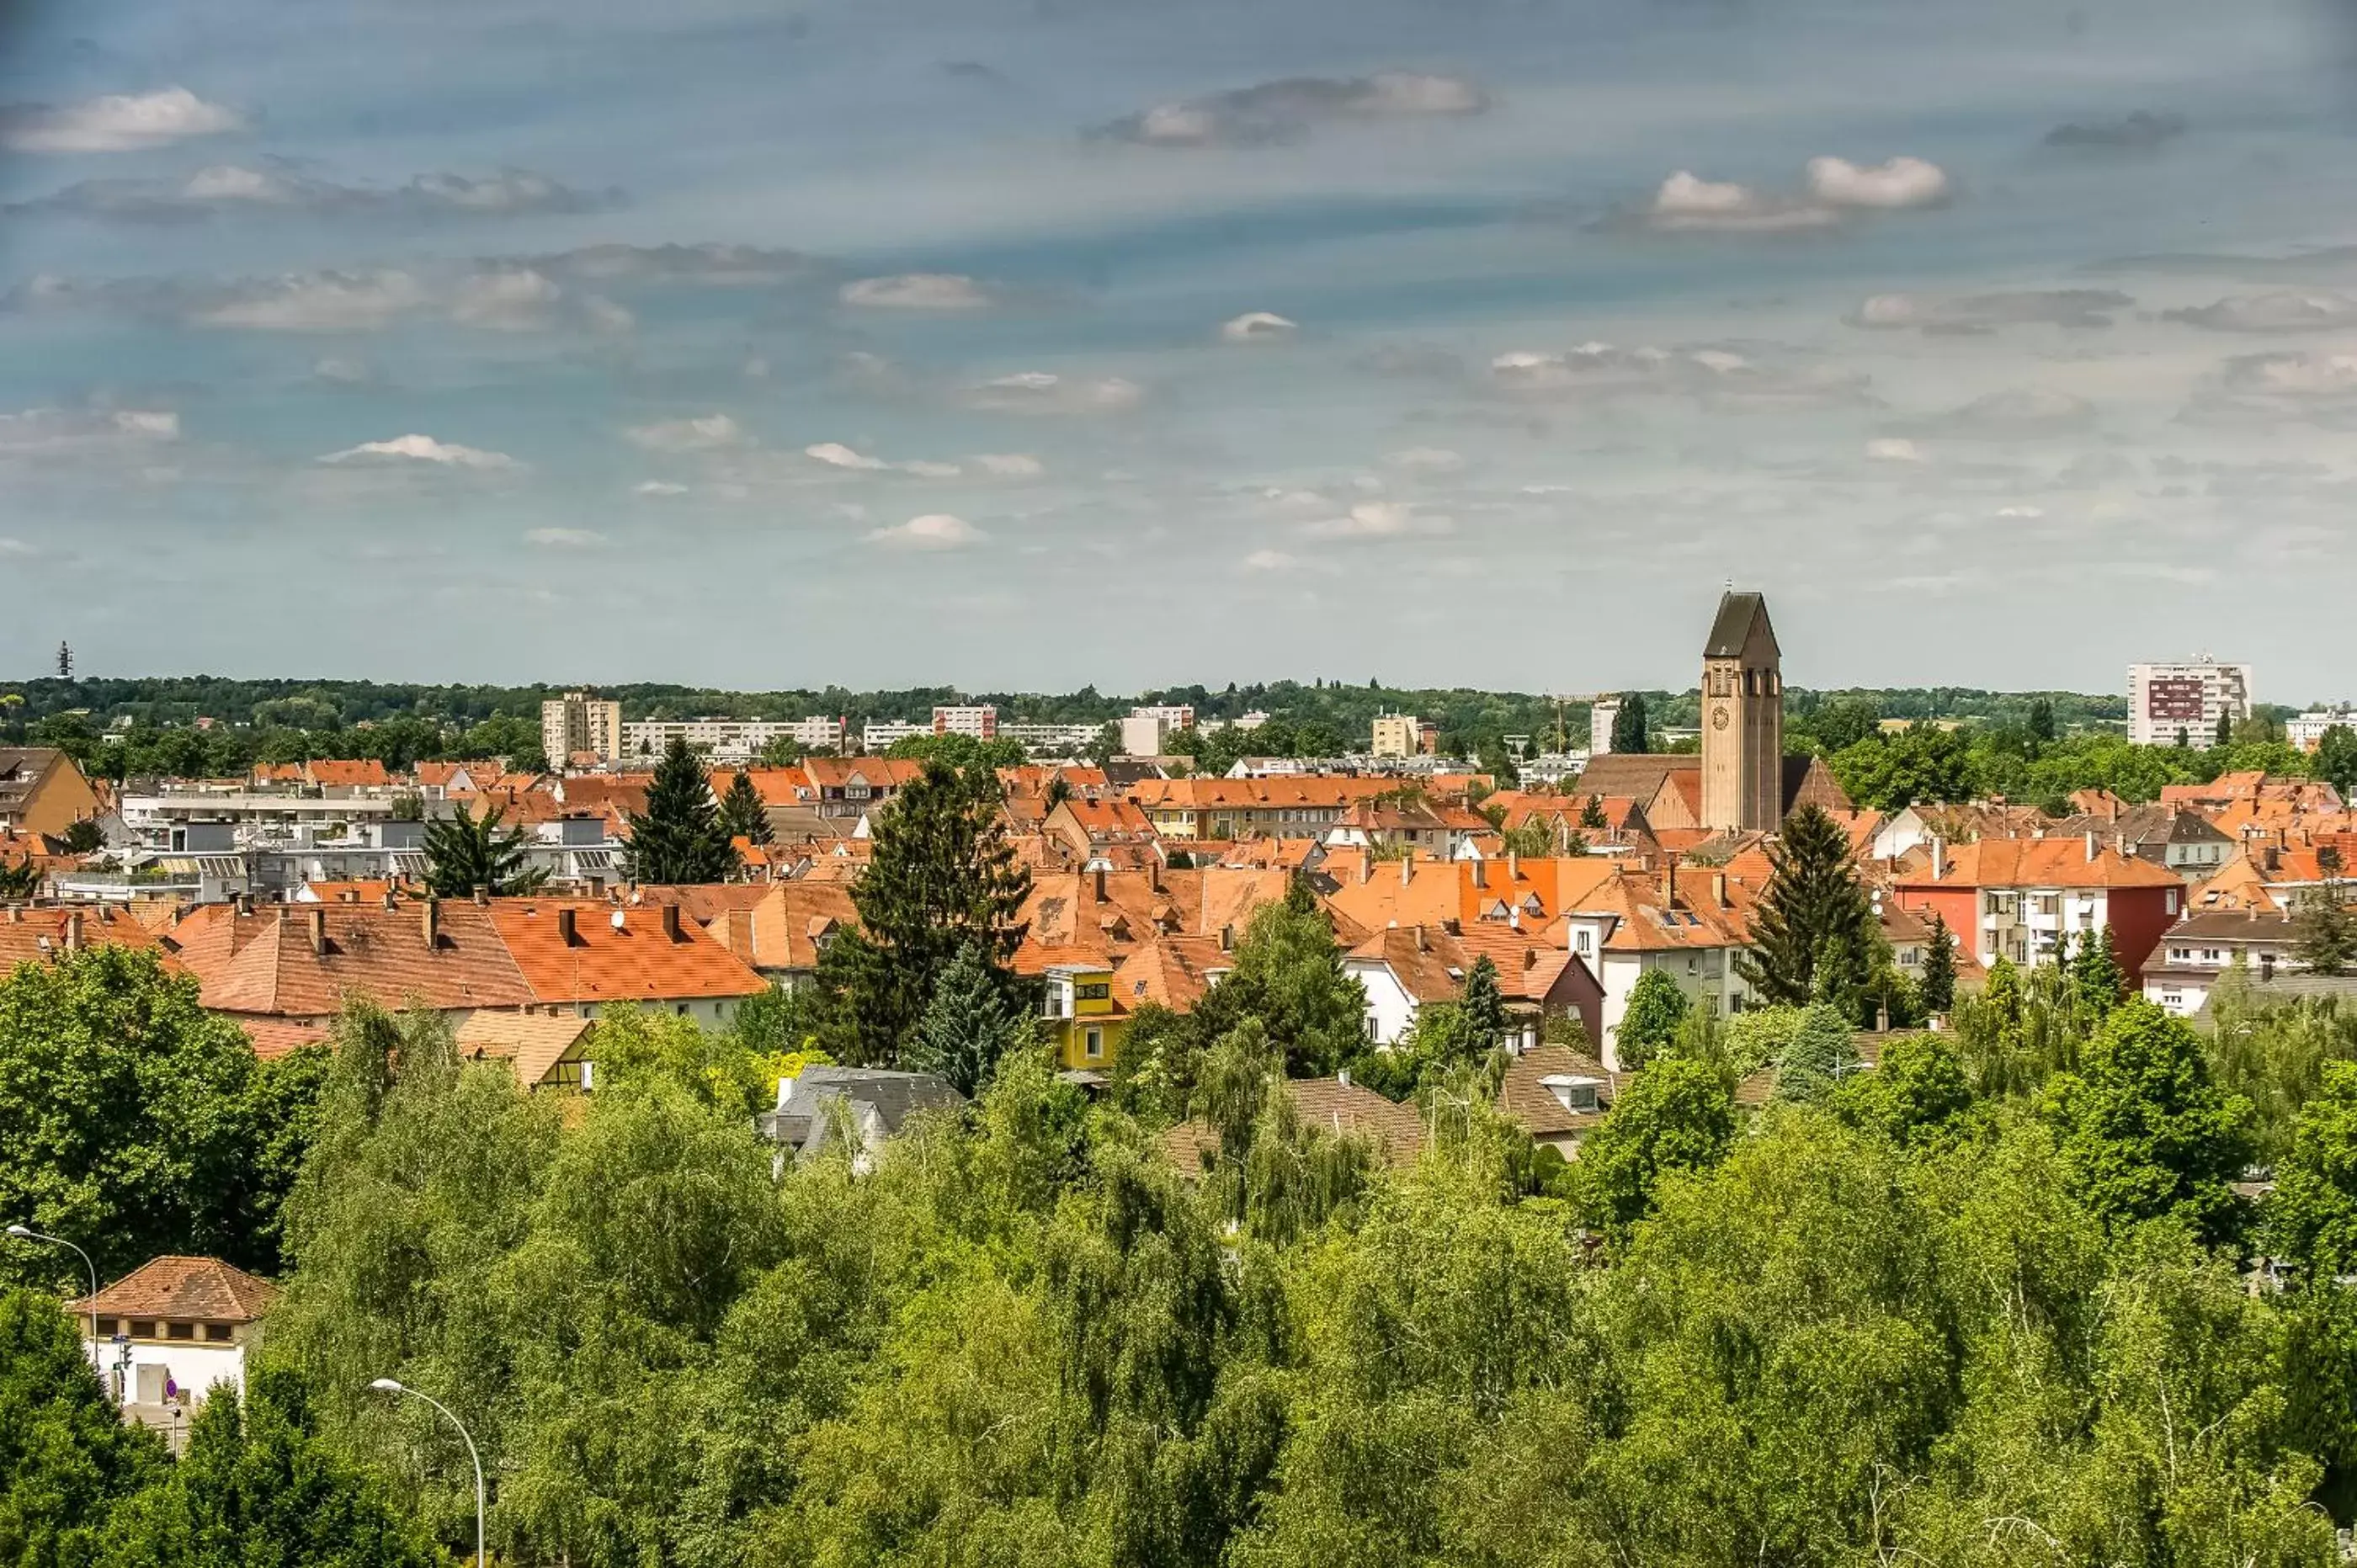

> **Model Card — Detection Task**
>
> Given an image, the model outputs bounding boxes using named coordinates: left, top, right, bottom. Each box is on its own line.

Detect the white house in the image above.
left=74, top=1256, right=277, bottom=1449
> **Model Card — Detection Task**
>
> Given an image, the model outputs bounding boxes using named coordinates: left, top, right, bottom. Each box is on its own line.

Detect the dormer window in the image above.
left=1540, top=1073, right=1602, bottom=1114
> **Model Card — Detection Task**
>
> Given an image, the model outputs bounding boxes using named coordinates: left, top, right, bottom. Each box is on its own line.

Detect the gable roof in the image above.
left=1494, top=1044, right=1620, bottom=1139
left=73, top=1256, right=277, bottom=1324
left=1704, top=590, right=1777, bottom=659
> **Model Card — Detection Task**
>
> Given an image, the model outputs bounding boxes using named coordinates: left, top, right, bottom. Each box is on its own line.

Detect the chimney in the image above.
left=1220, top=922, right=1234, bottom=952
left=64, top=909, right=83, bottom=954
left=1507, top=850, right=1518, bottom=881
left=1472, top=858, right=1487, bottom=889
left=1713, top=871, right=1728, bottom=909
left=421, top=897, right=440, bottom=949
left=1400, top=853, right=1413, bottom=887
left=1148, top=858, right=1163, bottom=894
left=1663, top=851, right=1679, bottom=908
left=1093, top=866, right=1107, bottom=903
left=1414, top=925, right=1429, bottom=953
left=1509, top=904, right=1521, bottom=931
left=382, top=888, right=397, bottom=912
left=473, top=885, right=490, bottom=906
left=662, top=903, right=683, bottom=941
left=587, top=874, right=605, bottom=900
left=2265, top=845, right=2281, bottom=873
left=306, top=906, right=327, bottom=956
left=557, top=906, right=578, bottom=946
left=2083, top=830, right=2097, bottom=864
left=1931, top=837, right=1946, bottom=881
left=1359, top=854, right=1372, bottom=885
left=2115, top=832, right=2129, bottom=859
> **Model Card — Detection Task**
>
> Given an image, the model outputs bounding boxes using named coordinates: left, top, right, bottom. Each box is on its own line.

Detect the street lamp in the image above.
left=6, top=1225, right=100, bottom=1377
left=370, top=1378, right=485, bottom=1568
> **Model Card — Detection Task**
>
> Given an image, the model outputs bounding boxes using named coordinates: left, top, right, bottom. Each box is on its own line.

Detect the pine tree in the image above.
left=2073, top=925, right=2126, bottom=1018
left=1610, top=694, right=1651, bottom=754
left=421, top=800, right=546, bottom=897
left=1581, top=794, right=1609, bottom=831
left=1458, top=954, right=1507, bottom=1057
left=903, top=942, right=1020, bottom=1097
left=1774, top=1002, right=1859, bottom=1103
left=2296, top=883, right=2356, bottom=977
left=820, top=758, right=1030, bottom=1062
left=1737, top=804, right=1875, bottom=1013
left=719, top=769, right=774, bottom=848
left=1920, top=912, right=1956, bottom=1013
left=2027, top=696, right=2056, bottom=745
left=625, top=737, right=737, bottom=885
left=2215, top=709, right=2234, bottom=749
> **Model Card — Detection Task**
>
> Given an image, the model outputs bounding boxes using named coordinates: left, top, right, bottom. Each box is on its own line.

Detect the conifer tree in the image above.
left=625, top=737, right=737, bottom=885
left=1458, top=954, right=1507, bottom=1057
left=2296, top=883, right=2357, bottom=977
left=2215, top=709, right=2234, bottom=749
left=2072, top=925, right=2126, bottom=1019
left=1737, top=804, right=1874, bottom=1014
left=903, top=942, right=1020, bottom=1097
left=820, top=758, right=1030, bottom=1062
left=1920, top=912, right=1957, bottom=1013
left=422, top=800, right=545, bottom=897
left=1581, top=794, right=1609, bottom=831
left=1774, top=1002, right=1859, bottom=1103
left=718, top=768, right=774, bottom=848
left=1610, top=694, right=1651, bottom=754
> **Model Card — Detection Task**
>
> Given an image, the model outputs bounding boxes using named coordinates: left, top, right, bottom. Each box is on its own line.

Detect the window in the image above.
left=204, top=1324, right=232, bottom=1343
left=1686, top=955, right=1699, bottom=974
left=1084, top=1028, right=1104, bottom=1060
left=130, top=1321, right=155, bottom=1338
left=1075, top=981, right=1109, bottom=1002
left=167, top=1321, right=195, bottom=1341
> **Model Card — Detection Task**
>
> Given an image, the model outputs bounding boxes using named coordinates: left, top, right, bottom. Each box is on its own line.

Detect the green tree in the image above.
left=1772, top=1001, right=1859, bottom=1103
left=718, top=768, right=774, bottom=849
left=819, top=757, right=1030, bottom=1063
left=0, top=854, right=37, bottom=899
left=57, top=821, right=104, bottom=856
left=1919, top=912, right=1957, bottom=1013
left=1580, top=793, right=1608, bottom=831
left=97, top=1368, right=437, bottom=1568
left=2295, top=883, right=2356, bottom=976
left=1737, top=803, right=1874, bottom=1013
left=1833, top=1030, right=1974, bottom=1145
left=0, top=949, right=319, bottom=1284
left=625, top=736, right=737, bottom=885
left=1458, top=955, right=1506, bottom=1059
left=1188, top=896, right=1365, bottom=1080
left=1614, top=970, right=1688, bottom=1069
left=421, top=799, right=545, bottom=898
left=2267, top=1059, right=2357, bottom=1278
left=0, top=1289, right=162, bottom=1568
left=2043, top=999, right=2253, bottom=1243
left=1609, top=693, right=1650, bottom=754
left=2072, top=922, right=2127, bottom=1018
left=2316, top=724, right=2357, bottom=798
left=1574, top=1055, right=1734, bottom=1236
left=2027, top=695, right=2056, bottom=744
left=2215, top=708, right=2234, bottom=749
left=902, top=942, right=1020, bottom=1097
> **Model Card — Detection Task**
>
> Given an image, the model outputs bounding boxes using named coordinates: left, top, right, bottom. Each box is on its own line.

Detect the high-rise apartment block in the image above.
left=541, top=691, right=624, bottom=766
left=2127, top=660, right=2252, bottom=747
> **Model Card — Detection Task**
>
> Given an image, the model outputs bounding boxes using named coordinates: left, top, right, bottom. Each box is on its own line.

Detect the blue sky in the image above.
left=4, top=0, right=2357, bottom=699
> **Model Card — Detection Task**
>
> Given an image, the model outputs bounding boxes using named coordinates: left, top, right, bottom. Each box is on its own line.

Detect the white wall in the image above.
left=86, top=1335, right=249, bottom=1409
left=1343, top=960, right=1422, bottom=1046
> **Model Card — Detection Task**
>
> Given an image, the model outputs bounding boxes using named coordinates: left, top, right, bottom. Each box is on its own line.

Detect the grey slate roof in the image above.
left=757, top=1065, right=966, bottom=1159
left=1703, top=591, right=1777, bottom=659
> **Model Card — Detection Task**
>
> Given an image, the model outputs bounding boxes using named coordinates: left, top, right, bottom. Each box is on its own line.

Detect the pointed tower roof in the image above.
left=1704, top=591, right=1779, bottom=659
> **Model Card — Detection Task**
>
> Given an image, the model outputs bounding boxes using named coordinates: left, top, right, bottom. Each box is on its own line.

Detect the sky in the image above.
left=3, top=0, right=2357, bottom=700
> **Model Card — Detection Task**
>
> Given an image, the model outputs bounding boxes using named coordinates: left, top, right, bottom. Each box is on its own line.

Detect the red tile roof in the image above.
left=72, top=1256, right=277, bottom=1324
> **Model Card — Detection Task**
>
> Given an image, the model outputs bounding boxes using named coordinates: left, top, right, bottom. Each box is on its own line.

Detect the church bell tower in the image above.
left=1700, top=590, right=1783, bottom=832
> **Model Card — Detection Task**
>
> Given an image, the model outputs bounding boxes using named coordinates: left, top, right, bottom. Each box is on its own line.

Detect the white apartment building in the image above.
left=1588, top=699, right=1622, bottom=757
left=1120, top=704, right=1193, bottom=756
left=1369, top=713, right=1422, bottom=759
left=620, top=715, right=843, bottom=762
left=2127, top=659, right=2253, bottom=747
left=542, top=691, right=625, bottom=764
left=932, top=705, right=998, bottom=739
left=861, top=719, right=927, bottom=752
left=1001, top=721, right=1102, bottom=756
left=2288, top=708, right=2357, bottom=752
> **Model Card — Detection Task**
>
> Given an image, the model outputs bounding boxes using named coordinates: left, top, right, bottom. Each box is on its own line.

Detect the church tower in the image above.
left=1700, top=590, right=1783, bottom=832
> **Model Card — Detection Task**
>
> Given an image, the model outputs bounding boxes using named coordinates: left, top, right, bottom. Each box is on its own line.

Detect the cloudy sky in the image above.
left=4, top=0, right=2357, bottom=699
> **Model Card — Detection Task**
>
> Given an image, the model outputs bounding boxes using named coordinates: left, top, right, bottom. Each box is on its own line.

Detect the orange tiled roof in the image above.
left=0, top=904, right=181, bottom=972
left=72, top=1256, right=277, bottom=1324
left=487, top=900, right=768, bottom=1004
left=1896, top=836, right=2184, bottom=890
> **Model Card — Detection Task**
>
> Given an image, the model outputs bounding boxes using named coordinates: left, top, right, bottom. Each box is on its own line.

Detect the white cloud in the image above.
left=1806, top=156, right=1951, bottom=209
left=626, top=414, right=745, bottom=452
left=1929, top=388, right=2097, bottom=436
left=582, top=295, right=636, bottom=334
left=524, top=527, right=607, bottom=549
left=2163, top=291, right=2357, bottom=332
left=0, top=407, right=180, bottom=456
left=194, top=270, right=426, bottom=332
left=1221, top=311, right=1298, bottom=343
left=805, top=441, right=891, bottom=471
left=633, top=480, right=690, bottom=497
left=975, top=453, right=1045, bottom=477
left=311, top=357, right=376, bottom=385
left=839, top=273, right=995, bottom=310
left=0, top=87, right=241, bottom=153
left=1491, top=343, right=1674, bottom=393
left=1646, top=172, right=1838, bottom=233
left=16, top=163, right=615, bottom=221
left=450, top=268, right=563, bottom=331
left=319, top=433, right=520, bottom=469
left=961, top=372, right=1144, bottom=414
left=1851, top=290, right=2130, bottom=332
left=868, top=513, right=986, bottom=550
left=1866, top=437, right=1926, bottom=463
left=1993, top=505, right=2046, bottom=518
left=1242, top=548, right=1299, bottom=571
left=1100, top=72, right=1487, bottom=147
left=0, top=538, right=33, bottom=555
left=1305, top=501, right=1450, bottom=539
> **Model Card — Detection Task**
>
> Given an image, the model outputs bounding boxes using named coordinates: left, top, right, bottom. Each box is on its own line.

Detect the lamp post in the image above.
left=370, top=1379, right=485, bottom=1568
left=6, top=1225, right=101, bottom=1385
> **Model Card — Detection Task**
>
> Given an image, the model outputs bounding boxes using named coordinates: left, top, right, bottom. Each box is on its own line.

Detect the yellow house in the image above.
left=0, top=747, right=101, bottom=838
left=1043, top=962, right=1131, bottom=1073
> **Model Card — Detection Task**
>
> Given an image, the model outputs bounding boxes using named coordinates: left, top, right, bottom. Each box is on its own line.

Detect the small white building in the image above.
left=74, top=1256, right=277, bottom=1450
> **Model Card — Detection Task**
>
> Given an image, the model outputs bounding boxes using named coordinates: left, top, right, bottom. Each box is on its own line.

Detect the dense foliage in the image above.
left=625, top=736, right=738, bottom=885
left=421, top=800, right=546, bottom=898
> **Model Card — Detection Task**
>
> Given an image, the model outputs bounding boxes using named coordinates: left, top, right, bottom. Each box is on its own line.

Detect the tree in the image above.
left=1580, top=794, right=1608, bottom=831
left=1459, top=955, right=1507, bottom=1059
left=97, top=1368, right=437, bottom=1568
left=1833, top=1030, right=1974, bottom=1145
left=57, top=820, right=104, bottom=856
left=2296, top=883, right=2357, bottom=977
left=625, top=736, right=737, bottom=885
left=2317, top=725, right=2357, bottom=797
left=718, top=768, right=774, bottom=849
left=0, top=948, right=321, bottom=1284
left=1772, top=1002, right=1859, bottom=1103
left=902, top=942, right=1020, bottom=1097
left=2071, top=923, right=2126, bottom=1018
left=2266, top=1059, right=2357, bottom=1278
left=2043, top=999, right=2253, bottom=1244
left=1575, top=1055, right=1734, bottom=1236
left=1189, top=896, right=1367, bottom=1080
left=2216, top=709, right=2234, bottom=749
left=0, top=854, right=36, bottom=900
left=820, top=758, right=1030, bottom=1063
left=421, top=799, right=545, bottom=898
left=1737, top=804, right=1874, bottom=1014
left=1615, top=970, right=1688, bottom=1068
left=2027, top=696, right=2056, bottom=745
left=1609, top=693, right=1650, bottom=754
left=0, top=1289, right=162, bottom=1568
left=1920, top=912, right=1957, bottom=1013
